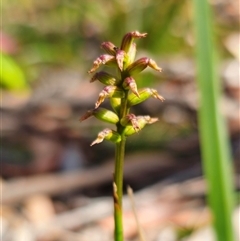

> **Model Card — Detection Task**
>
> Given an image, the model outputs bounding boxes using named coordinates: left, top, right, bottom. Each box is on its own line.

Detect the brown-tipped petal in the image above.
left=88, top=54, right=115, bottom=73
left=142, top=116, right=159, bottom=124
left=95, top=86, right=124, bottom=108
left=95, top=92, right=106, bottom=108
left=123, top=77, right=139, bottom=97
left=79, top=110, right=94, bottom=122
left=101, top=42, right=118, bottom=55
left=129, top=83, right=140, bottom=97
left=148, top=117, right=159, bottom=124
left=90, top=128, right=111, bottom=146
left=148, top=59, right=162, bottom=72
left=95, top=85, right=124, bottom=108
left=129, top=114, right=140, bottom=132
left=90, top=134, right=105, bottom=146
left=90, top=128, right=121, bottom=146
left=150, top=89, right=165, bottom=101
left=131, top=31, right=148, bottom=38
left=95, top=86, right=115, bottom=108
left=116, top=49, right=125, bottom=71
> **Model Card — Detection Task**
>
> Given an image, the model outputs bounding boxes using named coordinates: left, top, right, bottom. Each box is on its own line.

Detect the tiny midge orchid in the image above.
left=80, top=31, right=164, bottom=241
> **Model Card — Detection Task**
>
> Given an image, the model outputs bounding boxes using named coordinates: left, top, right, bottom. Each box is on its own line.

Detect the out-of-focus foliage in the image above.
left=1, top=54, right=29, bottom=90
left=1, top=0, right=238, bottom=170
left=2, top=0, right=238, bottom=89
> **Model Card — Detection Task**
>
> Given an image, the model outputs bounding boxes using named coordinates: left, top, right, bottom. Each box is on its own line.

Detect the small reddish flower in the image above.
left=91, top=128, right=121, bottom=146
left=88, top=54, right=115, bottom=73
left=123, top=77, right=139, bottom=97
left=95, top=86, right=124, bottom=108
left=101, top=41, right=118, bottom=55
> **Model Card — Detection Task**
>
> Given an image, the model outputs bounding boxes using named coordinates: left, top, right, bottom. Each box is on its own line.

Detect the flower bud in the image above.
left=88, top=54, right=115, bottom=73
left=128, top=88, right=164, bottom=106
left=90, top=71, right=119, bottom=86
left=91, top=128, right=121, bottom=146
left=101, top=42, right=118, bottom=55
left=126, top=57, right=162, bottom=76
left=123, top=116, right=158, bottom=136
left=95, top=86, right=124, bottom=108
left=80, top=108, right=119, bottom=124
left=123, top=77, right=139, bottom=97
left=121, top=31, right=147, bottom=56
left=110, top=98, right=121, bottom=114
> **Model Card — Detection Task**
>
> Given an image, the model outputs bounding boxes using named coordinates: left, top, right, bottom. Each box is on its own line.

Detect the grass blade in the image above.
left=192, top=1, right=235, bottom=241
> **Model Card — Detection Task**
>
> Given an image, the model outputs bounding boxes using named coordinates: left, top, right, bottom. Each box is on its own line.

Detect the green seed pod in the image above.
left=91, top=128, right=121, bottom=146
left=95, top=86, right=124, bottom=108
left=91, top=71, right=119, bottom=86
left=93, top=107, right=119, bottom=124
left=128, top=88, right=164, bottom=106
left=110, top=98, right=121, bottom=114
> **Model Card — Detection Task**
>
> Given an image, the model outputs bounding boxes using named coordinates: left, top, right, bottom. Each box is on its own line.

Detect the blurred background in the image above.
left=1, top=0, right=239, bottom=241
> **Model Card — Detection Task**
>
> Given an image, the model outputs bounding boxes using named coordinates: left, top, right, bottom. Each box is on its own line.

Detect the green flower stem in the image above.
left=113, top=139, right=125, bottom=241
left=114, top=90, right=129, bottom=241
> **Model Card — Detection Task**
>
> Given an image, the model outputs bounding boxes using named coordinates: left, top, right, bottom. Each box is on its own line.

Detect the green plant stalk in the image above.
left=114, top=91, right=129, bottom=241
left=113, top=140, right=125, bottom=241
left=192, top=1, right=235, bottom=241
